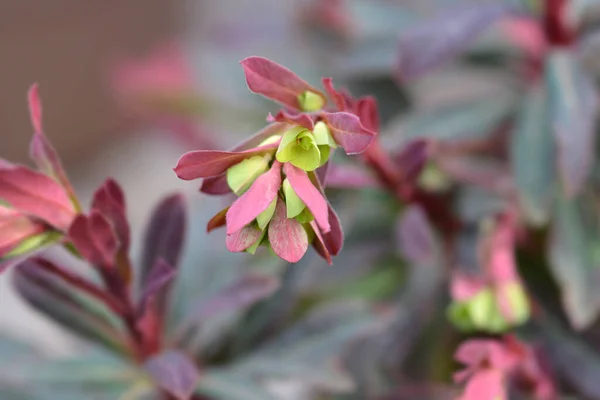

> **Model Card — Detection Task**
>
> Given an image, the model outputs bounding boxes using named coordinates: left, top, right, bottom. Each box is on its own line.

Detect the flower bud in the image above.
left=297, top=90, right=325, bottom=112
left=276, top=127, right=322, bottom=171
left=448, top=285, right=523, bottom=334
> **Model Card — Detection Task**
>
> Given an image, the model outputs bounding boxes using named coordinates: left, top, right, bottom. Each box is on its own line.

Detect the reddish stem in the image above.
left=544, top=0, right=574, bottom=46
left=362, top=139, right=460, bottom=239
left=98, top=267, right=147, bottom=361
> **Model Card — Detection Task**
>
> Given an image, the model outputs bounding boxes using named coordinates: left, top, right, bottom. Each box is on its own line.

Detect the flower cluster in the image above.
left=175, top=57, right=376, bottom=263
left=0, top=85, right=81, bottom=268
left=454, top=336, right=556, bottom=400
left=448, top=213, right=531, bottom=333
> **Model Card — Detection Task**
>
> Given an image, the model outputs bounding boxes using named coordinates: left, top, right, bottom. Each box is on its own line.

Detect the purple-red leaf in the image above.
left=139, top=259, right=176, bottom=313
left=240, top=56, right=325, bottom=110
left=396, top=3, right=509, bottom=80
left=207, top=207, right=228, bottom=233
left=396, top=205, right=437, bottom=264
left=68, top=212, right=118, bottom=268
left=322, top=204, right=344, bottom=257
left=322, top=77, right=347, bottom=111
left=186, top=274, right=279, bottom=322
left=144, top=350, right=200, bottom=400
left=0, top=166, right=75, bottom=230
left=268, top=110, right=315, bottom=131
left=322, top=112, right=376, bottom=154
left=175, top=142, right=279, bottom=181
left=284, top=163, right=330, bottom=232
left=226, top=161, right=282, bottom=235
left=92, top=179, right=130, bottom=251
left=28, top=84, right=78, bottom=204
left=226, top=224, right=263, bottom=252
left=310, top=221, right=332, bottom=265
left=325, top=164, right=381, bottom=190
left=141, top=194, right=186, bottom=290
left=0, top=206, right=46, bottom=257
left=355, top=96, right=380, bottom=133
left=268, top=198, right=308, bottom=263
left=200, top=174, right=232, bottom=195
left=13, top=257, right=129, bottom=354
left=394, top=139, right=430, bottom=185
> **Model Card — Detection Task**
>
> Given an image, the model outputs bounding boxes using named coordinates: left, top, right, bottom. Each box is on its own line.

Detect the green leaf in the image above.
left=1, top=349, right=139, bottom=400
left=197, top=370, right=279, bottom=400
left=510, top=83, right=555, bottom=226
left=227, top=156, right=270, bottom=196
left=246, top=229, right=267, bottom=255
left=256, top=198, right=277, bottom=230
left=548, top=192, right=600, bottom=329
left=283, top=178, right=306, bottom=218
left=298, top=90, right=325, bottom=112
left=313, top=121, right=337, bottom=148
left=546, top=49, right=598, bottom=197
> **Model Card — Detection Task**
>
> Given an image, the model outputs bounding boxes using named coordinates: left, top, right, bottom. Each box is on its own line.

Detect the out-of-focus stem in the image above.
left=544, top=0, right=573, bottom=46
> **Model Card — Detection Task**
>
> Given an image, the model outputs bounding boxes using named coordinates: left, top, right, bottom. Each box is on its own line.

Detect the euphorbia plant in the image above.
left=174, top=57, right=376, bottom=263
left=0, top=85, right=387, bottom=399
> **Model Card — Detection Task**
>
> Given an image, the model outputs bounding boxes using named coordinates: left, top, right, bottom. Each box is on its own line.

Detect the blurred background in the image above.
left=0, top=0, right=533, bottom=354
left=4, top=0, right=600, bottom=398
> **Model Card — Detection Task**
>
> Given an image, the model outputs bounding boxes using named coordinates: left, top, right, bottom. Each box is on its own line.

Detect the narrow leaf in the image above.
left=548, top=193, right=600, bottom=329
left=184, top=274, right=279, bottom=323
left=546, top=49, right=598, bottom=197
left=322, top=204, right=344, bottom=257
left=175, top=143, right=279, bottom=181
left=144, top=350, right=200, bottom=400
left=324, top=164, right=381, bottom=190
left=13, top=258, right=128, bottom=355
left=396, top=205, right=436, bottom=264
left=198, top=370, right=280, bottom=400
left=139, top=259, right=175, bottom=314
left=140, top=194, right=186, bottom=309
left=0, top=166, right=75, bottom=230
left=396, top=3, right=510, bottom=80
left=28, top=84, right=78, bottom=207
left=511, top=84, right=554, bottom=225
